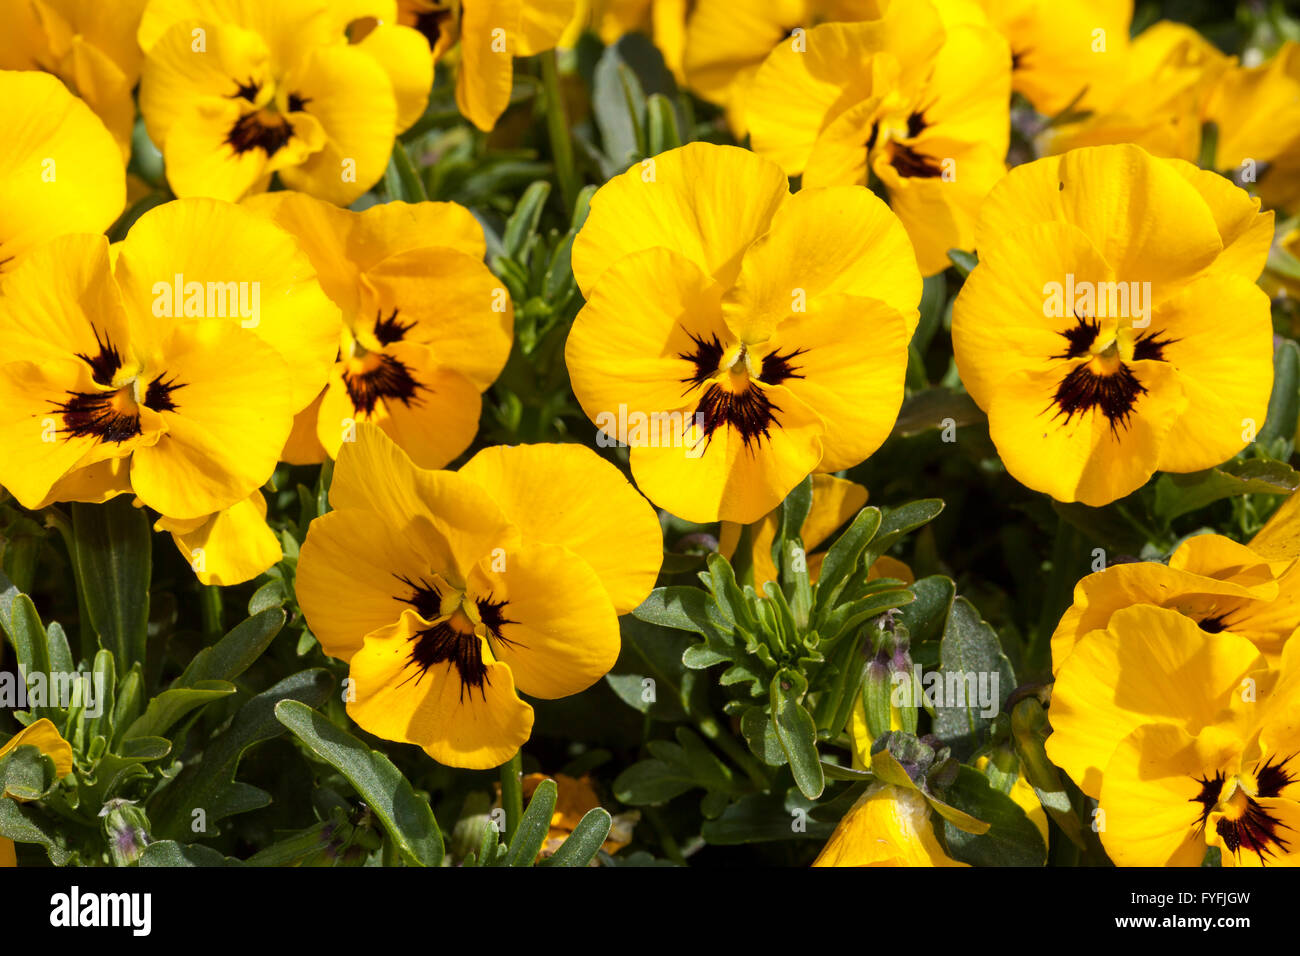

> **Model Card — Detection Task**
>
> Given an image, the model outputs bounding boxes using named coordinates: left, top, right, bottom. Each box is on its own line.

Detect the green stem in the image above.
left=645, top=807, right=688, bottom=866
left=696, top=714, right=769, bottom=791
left=540, top=50, right=579, bottom=214
left=200, top=585, right=224, bottom=641
left=500, top=749, right=523, bottom=844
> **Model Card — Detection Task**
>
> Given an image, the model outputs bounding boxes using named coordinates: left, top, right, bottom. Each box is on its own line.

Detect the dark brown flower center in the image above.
left=677, top=331, right=806, bottom=451
left=393, top=575, right=517, bottom=700
left=1191, top=755, right=1297, bottom=864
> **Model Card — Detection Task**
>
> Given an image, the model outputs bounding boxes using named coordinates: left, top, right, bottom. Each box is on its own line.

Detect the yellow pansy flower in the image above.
left=976, top=0, right=1130, bottom=115
left=566, top=143, right=920, bottom=524
left=295, top=424, right=662, bottom=769
left=395, top=0, right=573, bottom=131
left=1050, top=21, right=1229, bottom=162
left=1049, top=605, right=1300, bottom=866
left=744, top=0, right=1011, bottom=275
left=951, top=144, right=1275, bottom=506
left=244, top=191, right=512, bottom=471
left=0, top=198, right=337, bottom=529
left=0, top=0, right=149, bottom=159
left=1052, top=532, right=1300, bottom=672
left=137, top=0, right=432, bottom=204
left=0, top=70, right=125, bottom=280
left=0, top=718, right=74, bottom=868
left=813, top=783, right=968, bottom=866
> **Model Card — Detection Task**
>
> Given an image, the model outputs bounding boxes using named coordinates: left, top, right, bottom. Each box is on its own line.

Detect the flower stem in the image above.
left=500, top=749, right=523, bottom=844
left=540, top=50, right=579, bottom=214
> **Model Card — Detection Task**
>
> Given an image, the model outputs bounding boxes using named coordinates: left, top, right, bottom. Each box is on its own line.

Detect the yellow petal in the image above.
left=158, top=491, right=281, bottom=585
left=347, top=611, right=534, bottom=769
left=629, top=381, right=824, bottom=524
left=327, top=423, right=516, bottom=581
left=113, top=197, right=341, bottom=411
left=0, top=718, right=75, bottom=777
left=1047, top=605, right=1265, bottom=798
left=762, top=294, right=910, bottom=472
left=129, top=320, right=296, bottom=519
left=460, top=443, right=663, bottom=614
left=725, top=185, right=921, bottom=335
left=456, top=0, right=520, bottom=131
left=1149, top=274, right=1274, bottom=474
left=974, top=144, right=1223, bottom=294
left=571, top=142, right=788, bottom=295
left=812, top=783, right=967, bottom=867
left=351, top=22, right=433, bottom=132
left=0, top=70, right=125, bottom=273
left=278, top=43, right=398, bottom=203
left=467, top=539, right=620, bottom=698
left=298, top=506, right=451, bottom=661
left=360, top=245, right=512, bottom=392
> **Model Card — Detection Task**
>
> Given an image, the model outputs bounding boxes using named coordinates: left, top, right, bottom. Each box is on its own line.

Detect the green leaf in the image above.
left=0, top=745, right=59, bottom=801
left=503, top=180, right=552, bottom=259
left=0, top=796, right=73, bottom=864
left=385, top=139, right=428, bottom=202
left=864, top=499, right=945, bottom=568
left=931, top=598, right=1015, bottom=760
left=899, top=575, right=956, bottom=645
left=936, top=766, right=1047, bottom=866
left=632, top=586, right=720, bottom=635
left=1260, top=339, right=1300, bottom=445
left=176, top=608, right=285, bottom=687
left=771, top=670, right=823, bottom=799
left=1153, top=458, right=1300, bottom=523
left=123, top=682, right=237, bottom=741
left=645, top=93, right=681, bottom=154
left=605, top=615, right=703, bottom=721
left=70, top=497, right=150, bottom=677
left=814, top=506, right=883, bottom=611
left=149, top=669, right=333, bottom=841
left=505, top=777, right=557, bottom=866
left=890, top=389, right=984, bottom=438
left=613, top=757, right=697, bottom=805
left=700, top=790, right=832, bottom=845
left=139, top=840, right=241, bottom=867
left=948, top=248, right=978, bottom=277
left=541, top=808, right=613, bottom=867
left=275, top=700, right=443, bottom=867
left=0, top=570, right=52, bottom=711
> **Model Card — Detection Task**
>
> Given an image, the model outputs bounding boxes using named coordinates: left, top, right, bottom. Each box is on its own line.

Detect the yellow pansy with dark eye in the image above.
left=0, top=197, right=338, bottom=542
left=951, top=143, right=1275, bottom=507
left=566, top=143, right=920, bottom=524
left=1047, top=604, right=1300, bottom=866
left=137, top=0, right=433, bottom=204
left=743, top=0, right=1011, bottom=275
left=0, top=70, right=125, bottom=281
left=243, top=191, right=512, bottom=471
left=295, top=425, right=662, bottom=769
